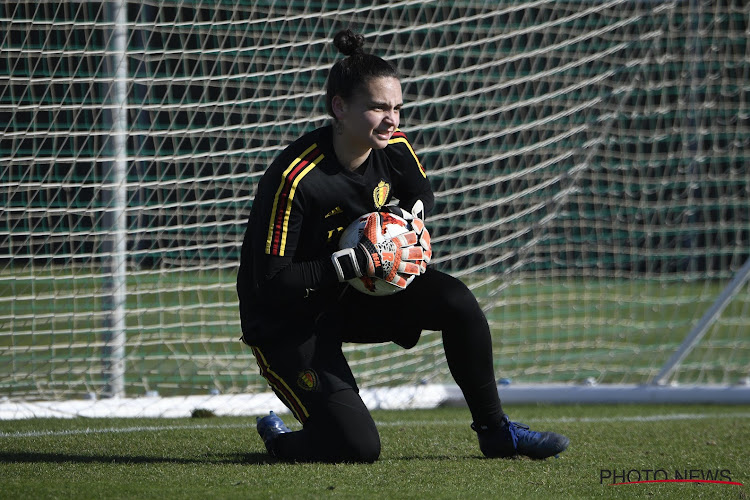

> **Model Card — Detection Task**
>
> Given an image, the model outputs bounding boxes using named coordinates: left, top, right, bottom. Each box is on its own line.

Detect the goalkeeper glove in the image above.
left=331, top=212, right=425, bottom=289
left=384, top=200, right=432, bottom=272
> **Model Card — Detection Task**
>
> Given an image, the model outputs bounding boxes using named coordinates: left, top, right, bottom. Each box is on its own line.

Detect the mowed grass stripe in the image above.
left=3, top=410, right=750, bottom=439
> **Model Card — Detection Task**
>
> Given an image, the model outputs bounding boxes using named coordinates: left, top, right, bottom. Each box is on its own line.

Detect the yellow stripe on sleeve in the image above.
left=277, top=155, right=323, bottom=256
left=265, top=143, right=319, bottom=255
left=388, top=135, right=426, bottom=178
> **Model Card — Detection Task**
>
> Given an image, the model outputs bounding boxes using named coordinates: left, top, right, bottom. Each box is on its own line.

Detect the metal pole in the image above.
left=652, top=256, right=750, bottom=385
left=102, top=0, right=128, bottom=398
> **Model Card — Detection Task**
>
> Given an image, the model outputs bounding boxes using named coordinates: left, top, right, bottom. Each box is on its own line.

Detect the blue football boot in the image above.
left=472, top=415, right=569, bottom=459
left=256, top=411, right=292, bottom=456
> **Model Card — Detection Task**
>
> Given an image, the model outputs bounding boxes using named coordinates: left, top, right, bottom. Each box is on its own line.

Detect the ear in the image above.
left=331, top=95, right=347, bottom=121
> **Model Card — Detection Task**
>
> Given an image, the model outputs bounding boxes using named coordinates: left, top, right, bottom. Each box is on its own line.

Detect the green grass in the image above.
left=2, top=404, right=749, bottom=499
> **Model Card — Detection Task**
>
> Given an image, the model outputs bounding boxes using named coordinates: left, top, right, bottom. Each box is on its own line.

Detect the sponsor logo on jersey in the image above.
left=327, top=226, right=344, bottom=242
left=373, top=180, right=390, bottom=209
left=325, top=206, right=343, bottom=218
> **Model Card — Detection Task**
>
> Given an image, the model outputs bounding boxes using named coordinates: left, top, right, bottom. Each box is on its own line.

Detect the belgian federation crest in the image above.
left=373, top=180, right=390, bottom=209
left=296, top=369, right=319, bottom=391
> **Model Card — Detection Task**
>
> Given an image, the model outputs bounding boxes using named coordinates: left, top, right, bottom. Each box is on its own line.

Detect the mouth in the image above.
left=374, top=129, right=393, bottom=140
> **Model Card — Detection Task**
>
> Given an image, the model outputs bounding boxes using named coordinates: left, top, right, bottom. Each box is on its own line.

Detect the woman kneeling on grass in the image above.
left=236, top=29, right=569, bottom=463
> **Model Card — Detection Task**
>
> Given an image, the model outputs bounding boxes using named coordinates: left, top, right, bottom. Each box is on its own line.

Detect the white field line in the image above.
left=2, top=412, right=749, bottom=439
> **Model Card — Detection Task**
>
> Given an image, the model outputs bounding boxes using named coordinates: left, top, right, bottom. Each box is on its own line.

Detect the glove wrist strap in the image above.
left=331, top=247, right=363, bottom=281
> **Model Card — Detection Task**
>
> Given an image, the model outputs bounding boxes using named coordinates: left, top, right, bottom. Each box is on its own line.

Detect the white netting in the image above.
left=1, top=1, right=748, bottom=413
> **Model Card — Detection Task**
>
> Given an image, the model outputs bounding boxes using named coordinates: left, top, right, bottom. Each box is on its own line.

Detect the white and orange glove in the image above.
left=332, top=212, right=426, bottom=289
left=385, top=200, right=432, bottom=274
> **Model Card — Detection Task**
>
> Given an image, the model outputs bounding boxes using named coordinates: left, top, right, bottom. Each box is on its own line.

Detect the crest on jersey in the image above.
left=373, top=180, right=390, bottom=209
left=296, top=369, right=319, bottom=391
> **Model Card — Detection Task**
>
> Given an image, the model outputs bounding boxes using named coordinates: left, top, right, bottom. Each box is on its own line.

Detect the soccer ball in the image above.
left=338, top=211, right=413, bottom=296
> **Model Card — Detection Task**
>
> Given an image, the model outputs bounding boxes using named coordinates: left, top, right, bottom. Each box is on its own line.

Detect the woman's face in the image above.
left=332, top=76, right=403, bottom=152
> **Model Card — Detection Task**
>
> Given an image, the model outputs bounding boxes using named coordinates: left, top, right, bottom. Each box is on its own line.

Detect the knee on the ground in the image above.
left=315, top=392, right=382, bottom=463
left=310, top=417, right=380, bottom=463
left=337, top=428, right=381, bottom=463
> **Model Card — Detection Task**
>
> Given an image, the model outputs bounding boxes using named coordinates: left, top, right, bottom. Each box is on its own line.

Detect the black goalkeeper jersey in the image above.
left=237, top=125, right=434, bottom=344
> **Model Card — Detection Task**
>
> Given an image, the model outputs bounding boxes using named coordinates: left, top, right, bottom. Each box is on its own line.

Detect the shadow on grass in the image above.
left=0, top=451, right=274, bottom=465
left=390, top=454, right=483, bottom=461
left=2, top=450, right=496, bottom=466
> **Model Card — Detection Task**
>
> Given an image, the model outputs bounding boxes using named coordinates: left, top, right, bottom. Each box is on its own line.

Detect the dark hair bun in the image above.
left=333, top=29, right=365, bottom=57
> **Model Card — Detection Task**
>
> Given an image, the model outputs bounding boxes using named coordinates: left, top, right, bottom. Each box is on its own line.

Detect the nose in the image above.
left=384, top=109, right=398, bottom=127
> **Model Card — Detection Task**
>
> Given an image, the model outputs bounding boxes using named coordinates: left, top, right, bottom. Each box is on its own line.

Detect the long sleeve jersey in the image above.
left=237, top=125, right=433, bottom=345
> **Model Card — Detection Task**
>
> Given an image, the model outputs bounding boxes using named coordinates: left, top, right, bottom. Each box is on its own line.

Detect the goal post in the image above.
left=652, top=256, right=750, bottom=387
left=1, top=0, right=748, bottom=418
left=100, top=0, right=129, bottom=399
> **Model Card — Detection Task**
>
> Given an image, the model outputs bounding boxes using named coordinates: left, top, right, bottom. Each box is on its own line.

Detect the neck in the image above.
left=332, top=127, right=371, bottom=171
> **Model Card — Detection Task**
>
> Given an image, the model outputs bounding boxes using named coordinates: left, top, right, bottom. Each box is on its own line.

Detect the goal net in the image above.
left=1, top=0, right=749, bottom=417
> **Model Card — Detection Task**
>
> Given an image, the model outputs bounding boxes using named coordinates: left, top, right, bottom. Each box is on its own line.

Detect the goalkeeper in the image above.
left=237, top=29, right=569, bottom=463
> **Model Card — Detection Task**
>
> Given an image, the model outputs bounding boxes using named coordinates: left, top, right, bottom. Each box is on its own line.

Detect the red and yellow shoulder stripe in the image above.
left=265, top=143, right=325, bottom=256
left=388, top=129, right=426, bottom=178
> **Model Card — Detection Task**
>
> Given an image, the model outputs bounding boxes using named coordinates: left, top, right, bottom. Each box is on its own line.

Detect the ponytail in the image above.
left=325, top=30, right=399, bottom=119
